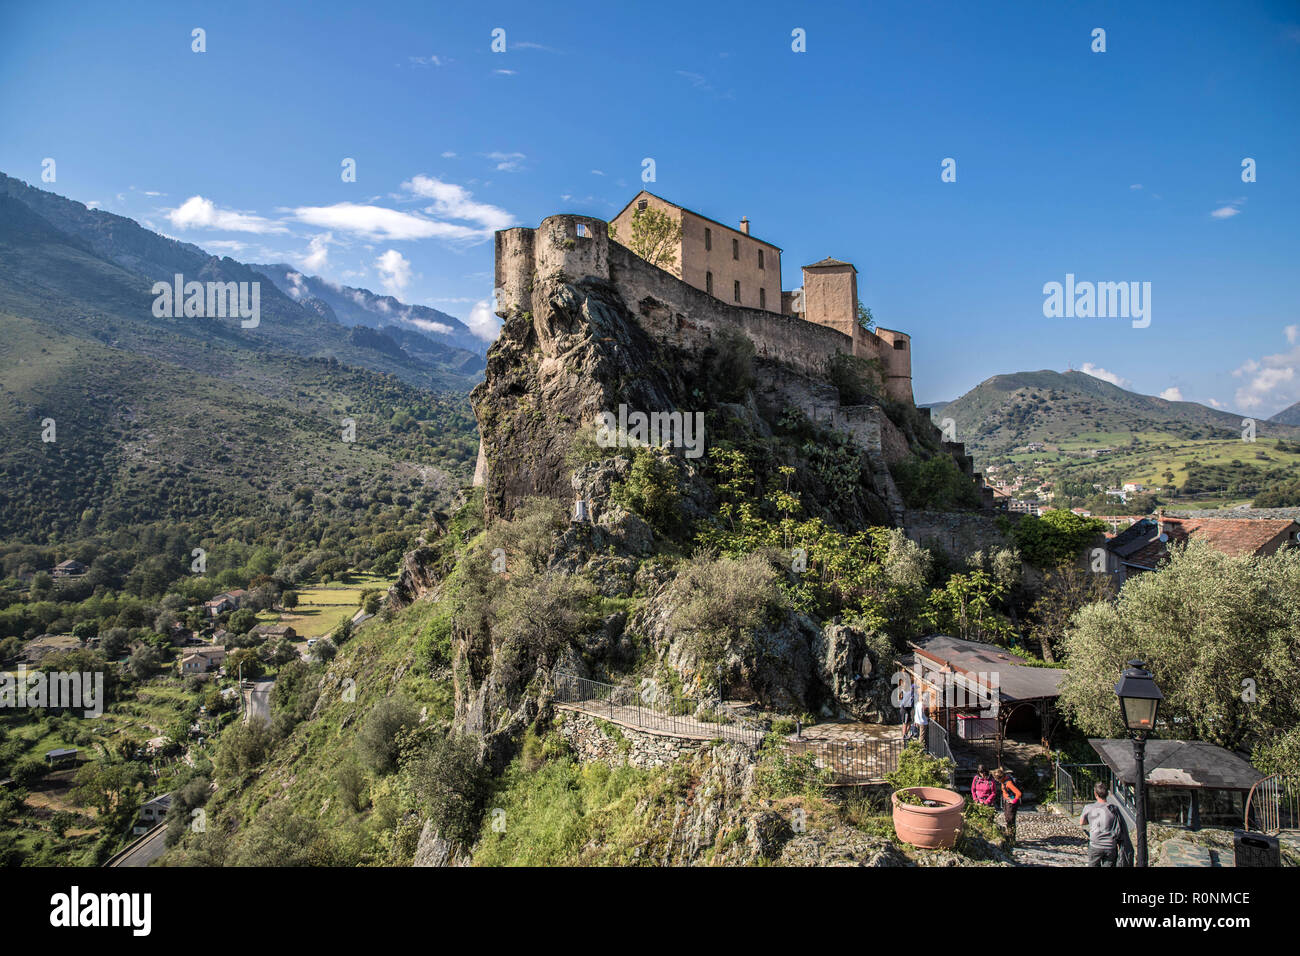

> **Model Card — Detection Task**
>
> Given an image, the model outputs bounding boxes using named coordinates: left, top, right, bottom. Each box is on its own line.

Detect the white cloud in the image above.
left=401, top=175, right=515, bottom=232
left=441, top=151, right=457, bottom=158
left=1079, top=363, right=1130, bottom=388
left=1211, top=198, right=1245, bottom=219
left=591, top=169, right=605, bottom=176
left=201, top=239, right=249, bottom=255
left=1231, top=327, right=1300, bottom=412
left=166, top=195, right=288, bottom=234
left=1129, top=184, right=1143, bottom=190
left=406, top=317, right=453, bottom=336
left=408, top=55, right=442, bottom=66
left=284, top=271, right=308, bottom=300
left=1208, top=398, right=1226, bottom=408
left=494, top=69, right=517, bottom=76
left=85, top=200, right=101, bottom=209
left=466, top=299, right=501, bottom=342
left=290, top=202, right=480, bottom=241
left=1158, top=387, right=1183, bottom=401
left=374, top=250, right=413, bottom=296
left=299, top=233, right=332, bottom=272
left=485, top=151, right=526, bottom=172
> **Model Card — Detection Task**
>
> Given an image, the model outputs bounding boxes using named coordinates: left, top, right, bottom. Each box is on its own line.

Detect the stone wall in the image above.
left=495, top=214, right=921, bottom=408
left=903, top=509, right=1020, bottom=561
left=556, top=706, right=710, bottom=770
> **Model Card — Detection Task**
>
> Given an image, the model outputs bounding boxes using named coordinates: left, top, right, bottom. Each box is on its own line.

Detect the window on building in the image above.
left=732, top=238, right=739, bottom=260
left=759, top=288, right=766, bottom=310
left=758, top=249, right=764, bottom=270
left=893, top=339, right=907, bottom=350
left=637, top=199, right=648, bottom=212
left=705, top=227, right=712, bottom=251
left=706, top=271, right=713, bottom=295
left=575, top=222, right=590, bottom=238
left=733, top=280, right=741, bottom=302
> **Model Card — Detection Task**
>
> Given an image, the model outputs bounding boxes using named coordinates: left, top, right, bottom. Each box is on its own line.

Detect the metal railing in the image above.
left=552, top=671, right=764, bottom=746
left=785, top=737, right=905, bottom=785
left=1245, top=774, right=1300, bottom=835
left=1054, top=761, right=1109, bottom=815
left=925, top=721, right=957, bottom=785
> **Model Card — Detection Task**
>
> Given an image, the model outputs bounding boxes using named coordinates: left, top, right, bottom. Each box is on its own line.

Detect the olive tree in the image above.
left=1058, top=542, right=1300, bottom=751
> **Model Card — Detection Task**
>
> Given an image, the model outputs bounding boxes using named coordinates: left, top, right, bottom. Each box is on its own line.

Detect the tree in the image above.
left=71, top=760, right=145, bottom=829
left=280, top=590, right=299, bottom=610
left=225, top=648, right=263, bottom=680
left=408, top=732, right=488, bottom=847
left=857, top=302, right=876, bottom=332
left=1059, top=543, right=1300, bottom=750
left=333, top=617, right=354, bottom=646
left=126, top=643, right=162, bottom=681
left=1008, top=509, right=1106, bottom=569
left=612, top=205, right=682, bottom=270
left=356, top=696, right=420, bottom=775
left=1027, top=563, right=1112, bottom=664
left=228, top=608, right=257, bottom=636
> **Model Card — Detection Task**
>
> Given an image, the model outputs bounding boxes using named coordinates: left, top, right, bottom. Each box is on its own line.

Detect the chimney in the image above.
left=739, top=216, right=750, bottom=235
left=1156, top=507, right=1165, bottom=538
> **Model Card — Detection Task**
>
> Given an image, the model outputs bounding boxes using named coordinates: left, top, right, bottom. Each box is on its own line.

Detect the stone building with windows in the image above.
left=607, top=190, right=912, bottom=403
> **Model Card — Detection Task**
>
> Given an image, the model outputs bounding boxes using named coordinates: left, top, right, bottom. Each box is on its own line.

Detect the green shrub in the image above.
left=356, top=696, right=420, bottom=776
left=612, top=449, right=682, bottom=536
left=884, top=742, right=953, bottom=790
left=890, top=455, right=982, bottom=510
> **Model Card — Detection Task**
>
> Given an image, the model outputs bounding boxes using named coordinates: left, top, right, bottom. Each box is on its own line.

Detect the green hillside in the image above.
left=933, top=369, right=1300, bottom=505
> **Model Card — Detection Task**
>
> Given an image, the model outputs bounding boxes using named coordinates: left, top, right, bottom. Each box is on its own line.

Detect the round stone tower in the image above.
left=535, top=214, right=611, bottom=283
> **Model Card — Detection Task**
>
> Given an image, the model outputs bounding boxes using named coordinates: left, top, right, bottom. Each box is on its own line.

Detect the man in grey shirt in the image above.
left=1079, top=781, right=1126, bottom=866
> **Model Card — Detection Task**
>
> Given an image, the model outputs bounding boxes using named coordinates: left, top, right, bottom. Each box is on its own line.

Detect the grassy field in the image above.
left=257, top=573, right=396, bottom=640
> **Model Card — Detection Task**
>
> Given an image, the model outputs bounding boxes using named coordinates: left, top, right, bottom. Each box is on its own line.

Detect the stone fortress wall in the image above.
left=493, top=212, right=991, bottom=516
left=497, top=214, right=902, bottom=398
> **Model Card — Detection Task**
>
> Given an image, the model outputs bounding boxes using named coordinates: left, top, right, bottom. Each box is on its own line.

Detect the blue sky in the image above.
left=3, top=0, right=1299, bottom=412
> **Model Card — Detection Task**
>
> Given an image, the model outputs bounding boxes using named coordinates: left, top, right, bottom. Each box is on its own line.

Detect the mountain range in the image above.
left=0, top=173, right=483, bottom=539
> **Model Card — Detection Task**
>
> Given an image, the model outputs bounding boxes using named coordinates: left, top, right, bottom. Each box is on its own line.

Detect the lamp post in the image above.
left=1114, top=660, right=1163, bottom=867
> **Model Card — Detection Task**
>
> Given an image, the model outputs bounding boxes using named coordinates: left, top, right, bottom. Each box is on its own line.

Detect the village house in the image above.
left=179, top=645, right=227, bottom=676
left=44, top=747, right=79, bottom=769
left=203, top=589, right=248, bottom=618
left=51, top=559, right=86, bottom=578
left=1099, top=512, right=1300, bottom=583
left=249, top=623, right=297, bottom=642
left=901, top=634, right=1068, bottom=753
left=134, top=793, right=172, bottom=834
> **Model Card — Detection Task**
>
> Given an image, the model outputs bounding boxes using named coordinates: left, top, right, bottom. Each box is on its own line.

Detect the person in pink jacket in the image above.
left=970, top=765, right=997, bottom=806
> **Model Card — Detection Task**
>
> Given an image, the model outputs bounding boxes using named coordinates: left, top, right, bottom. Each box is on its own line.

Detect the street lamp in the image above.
left=1114, top=660, right=1163, bottom=867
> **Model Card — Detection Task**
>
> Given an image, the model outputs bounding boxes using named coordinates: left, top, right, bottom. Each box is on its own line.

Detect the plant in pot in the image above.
left=886, top=742, right=964, bottom=849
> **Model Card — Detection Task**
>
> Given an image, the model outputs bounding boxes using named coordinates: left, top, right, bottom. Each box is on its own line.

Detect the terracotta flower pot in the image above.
left=891, top=786, right=965, bottom=849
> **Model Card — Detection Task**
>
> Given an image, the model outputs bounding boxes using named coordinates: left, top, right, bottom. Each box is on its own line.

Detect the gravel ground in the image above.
left=1009, top=806, right=1090, bottom=867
